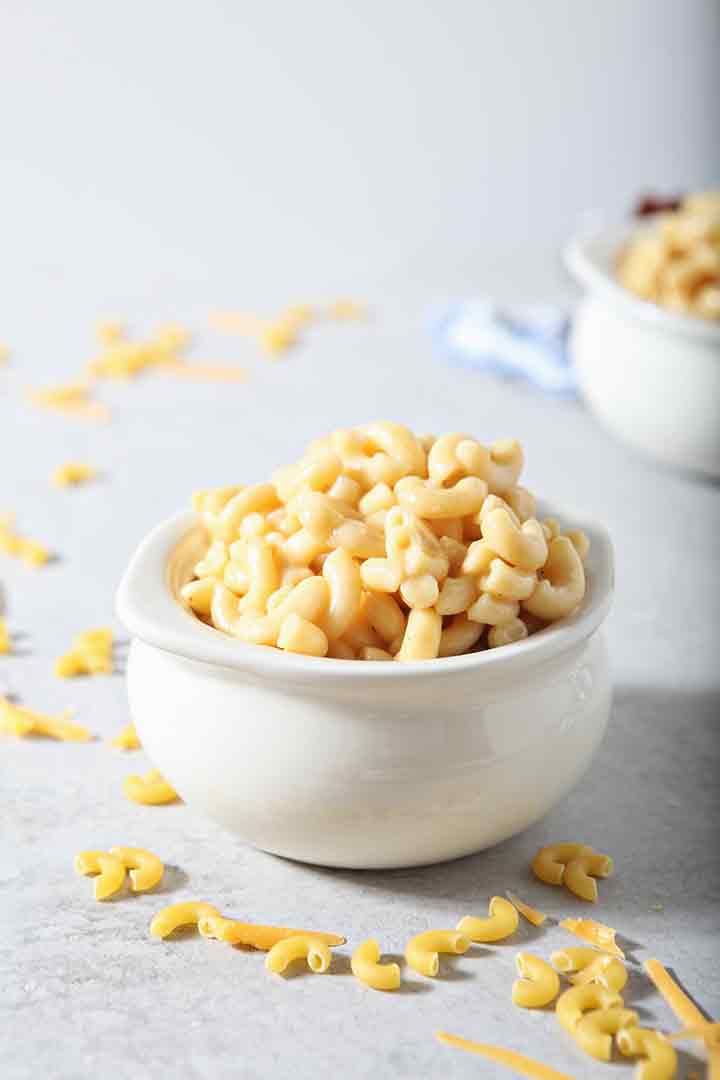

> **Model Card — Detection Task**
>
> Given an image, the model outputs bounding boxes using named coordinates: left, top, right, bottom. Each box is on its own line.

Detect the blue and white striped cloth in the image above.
left=428, top=299, right=577, bottom=395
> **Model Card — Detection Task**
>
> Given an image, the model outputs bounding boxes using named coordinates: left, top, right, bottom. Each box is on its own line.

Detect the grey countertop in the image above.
left=1, top=298, right=719, bottom=1079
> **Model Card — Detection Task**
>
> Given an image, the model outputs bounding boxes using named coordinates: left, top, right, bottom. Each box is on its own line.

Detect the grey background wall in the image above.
left=2, top=0, right=719, bottom=316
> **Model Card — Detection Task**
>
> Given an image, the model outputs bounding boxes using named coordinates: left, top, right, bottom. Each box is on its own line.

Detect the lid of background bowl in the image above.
left=564, top=219, right=720, bottom=345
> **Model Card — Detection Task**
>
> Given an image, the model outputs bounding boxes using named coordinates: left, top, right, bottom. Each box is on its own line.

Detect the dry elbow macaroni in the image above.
left=0, top=697, right=90, bottom=741
left=532, top=842, right=613, bottom=902
left=617, top=191, right=720, bottom=320
left=457, top=896, right=519, bottom=942
left=55, top=628, right=113, bottom=678
left=405, top=929, right=470, bottom=977
left=182, top=425, right=590, bottom=660
left=123, top=768, right=179, bottom=805
left=351, top=939, right=401, bottom=992
left=512, top=953, right=560, bottom=1008
left=265, top=934, right=333, bottom=974
left=110, top=722, right=141, bottom=750
left=0, top=514, right=51, bottom=568
left=52, top=463, right=96, bottom=488
left=74, top=846, right=164, bottom=899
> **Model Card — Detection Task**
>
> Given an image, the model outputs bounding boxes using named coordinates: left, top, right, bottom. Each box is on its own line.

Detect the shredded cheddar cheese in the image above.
left=0, top=514, right=51, bottom=567
left=52, top=463, right=96, bottom=488
left=110, top=723, right=141, bottom=750
left=0, top=617, right=10, bottom=654
left=644, top=959, right=715, bottom=1042
left=506, top=891, right=548, bottom=927
left=208, top=310, right=266, bottom=335
left=55, top=628, right=113, bottom=678
left=198, top=916, right=346, bottom=951
left=0, top=697, right=91, bottom=741
left=559, top=918, right=625, bottom=958
left=28, top=381, right=110, bottom=422
left=161, top=361, right=247, bottom=383
left=436, top=1033, right=575, bottom=1080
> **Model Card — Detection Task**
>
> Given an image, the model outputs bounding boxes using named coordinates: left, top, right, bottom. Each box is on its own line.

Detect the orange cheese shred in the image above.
left=644, top=960, right=713, bottom=1036
left=436, top=1032, right=576, bottom=1080
left=199, top=917, right=345, bottom=951
left=506, top=891, right=548, bottom=927
left=559, top=918, right=625, bottom=958
left=162, top=362, right=247, bottom=383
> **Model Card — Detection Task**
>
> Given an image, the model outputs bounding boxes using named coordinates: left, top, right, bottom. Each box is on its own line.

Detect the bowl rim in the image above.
left=116, top=505, right=614, bottom=685
left=564, top=219, right=720, bottom=344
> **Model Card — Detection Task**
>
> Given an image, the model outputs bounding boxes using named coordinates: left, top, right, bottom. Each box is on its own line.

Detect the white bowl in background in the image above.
left=116, top=509, right=614, bottom=869
left=565, top=222, right=720, bottom=479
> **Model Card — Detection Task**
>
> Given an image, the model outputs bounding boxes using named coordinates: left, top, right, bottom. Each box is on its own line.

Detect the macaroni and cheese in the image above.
left=617, top=192, right=720, bottom=320
left=182, top=425, right=590, bottom=660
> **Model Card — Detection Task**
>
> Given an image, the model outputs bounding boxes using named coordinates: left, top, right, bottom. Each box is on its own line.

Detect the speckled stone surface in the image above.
left=1, top=299, right=719, bottom=1079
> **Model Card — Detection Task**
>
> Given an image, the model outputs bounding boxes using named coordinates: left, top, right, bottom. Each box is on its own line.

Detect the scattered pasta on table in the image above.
left=0, top=697, right=90, bottom=741
left=123, top=768, right=179, bottom=805
left=54, top=628, right=113, bottom=678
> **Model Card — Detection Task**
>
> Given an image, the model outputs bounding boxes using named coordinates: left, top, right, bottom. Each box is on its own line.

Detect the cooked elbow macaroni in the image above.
left=351, top=938, right=401, bottom=991
left=617, top=192, right=720, bottom=320
left=182, top=425, right=590, bottom=660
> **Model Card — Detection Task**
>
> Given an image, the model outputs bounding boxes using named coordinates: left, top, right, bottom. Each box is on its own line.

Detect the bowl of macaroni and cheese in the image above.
left=117, top=424, right=614, bottom=868
left=565, top=191, right=720, bottom=479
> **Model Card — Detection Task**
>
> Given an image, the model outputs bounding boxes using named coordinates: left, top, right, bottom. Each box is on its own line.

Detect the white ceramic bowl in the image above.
left=565, top=222, right=720, bottom=479
left=116, top=509, right=614, bottom=869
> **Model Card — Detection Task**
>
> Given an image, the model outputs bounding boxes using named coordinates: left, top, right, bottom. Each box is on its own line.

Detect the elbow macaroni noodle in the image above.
left=183, top=425, right=590, bottom=660
left=351, top=939, right=401, bottom=991
left=405, top=930, right=470, bottom=977
left=123, top=768, right=179, bottom=805
left=457, top=896, right=519, bottom=942
left=512, top=953, right=560, bottom=1009
left=573, top=1006, right=639, bottom=1061
left=532, top=842, right=613, bottom=902
left=617, top=1027, right=678, bottom=1080
left=54, top=628, right=113, bottom=678
left=75, top=846, right=164, bottom=898
left=265, top=934, right=333, bottom=975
